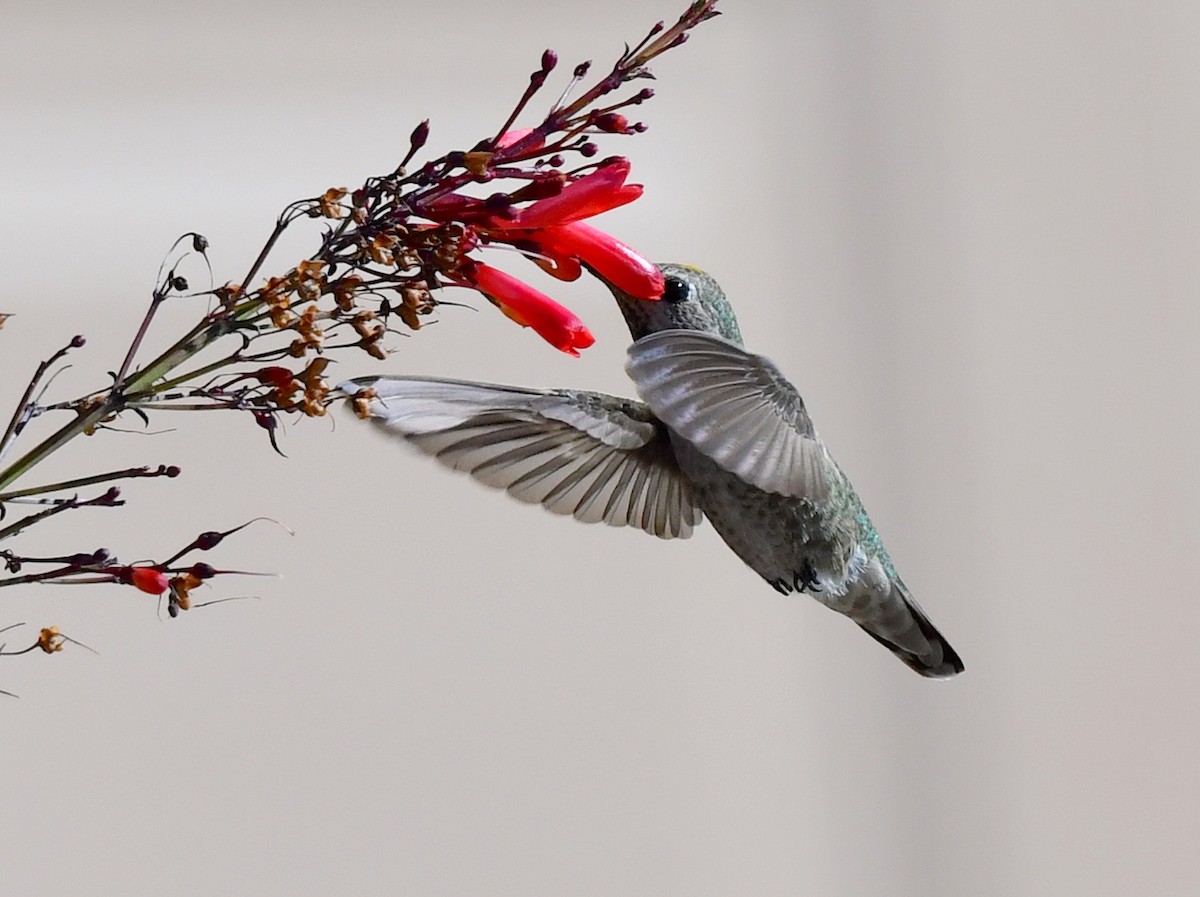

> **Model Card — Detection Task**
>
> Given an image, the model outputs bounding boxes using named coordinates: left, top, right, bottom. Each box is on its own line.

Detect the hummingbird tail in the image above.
left=854, top=580, right=964, bottom=679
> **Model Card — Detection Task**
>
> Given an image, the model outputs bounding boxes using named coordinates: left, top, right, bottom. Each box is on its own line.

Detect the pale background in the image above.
left=2, top=2, right=1198, bottom=895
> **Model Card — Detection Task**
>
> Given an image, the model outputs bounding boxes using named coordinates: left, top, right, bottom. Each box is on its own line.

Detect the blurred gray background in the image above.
left=3, top=1, right=1198, bottom=895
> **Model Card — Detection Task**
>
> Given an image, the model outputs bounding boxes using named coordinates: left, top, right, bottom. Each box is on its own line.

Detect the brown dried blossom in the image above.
left=37, top=627, right=64, bottom=654
left=318, top=187, right=348, bottom=219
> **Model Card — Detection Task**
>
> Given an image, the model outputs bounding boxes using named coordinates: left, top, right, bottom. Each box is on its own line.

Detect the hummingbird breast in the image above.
left=666, top=432, right=861, bottom=596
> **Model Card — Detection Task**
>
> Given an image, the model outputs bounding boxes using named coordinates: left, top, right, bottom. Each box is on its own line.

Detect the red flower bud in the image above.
left=409, top=119, right=430, bottom=150
left=255, top=366, right=296, bottom=390
left=422, top=192, right=490, bottom=223
left=594, top=112, right=630, bottom=133
left=129, top=566, right=170, bottom=595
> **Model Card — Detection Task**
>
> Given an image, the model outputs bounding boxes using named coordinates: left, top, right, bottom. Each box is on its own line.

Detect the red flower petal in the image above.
left=536, top=222, right=664, bottom=299
left=467, top=262, right=595, bottom=356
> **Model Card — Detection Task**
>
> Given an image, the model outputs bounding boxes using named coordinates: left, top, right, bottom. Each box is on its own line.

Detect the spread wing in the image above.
left=340, top=375, right=704, bottom=539
left=625, top=330, right=832, bottom=501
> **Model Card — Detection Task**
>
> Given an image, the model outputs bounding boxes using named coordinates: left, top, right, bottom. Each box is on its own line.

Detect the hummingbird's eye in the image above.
left=663, top=276, right=690, bottom=303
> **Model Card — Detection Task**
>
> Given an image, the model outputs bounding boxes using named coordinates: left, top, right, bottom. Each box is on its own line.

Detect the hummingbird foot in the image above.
left=766, top=560, right=824, bottom=595
left=795, top=559, right=824, bottom=594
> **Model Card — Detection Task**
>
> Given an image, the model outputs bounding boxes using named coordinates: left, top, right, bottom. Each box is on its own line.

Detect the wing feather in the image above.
left=626, top=331, right=833, bottom=501
left=340, top=375, right=703, bottom=539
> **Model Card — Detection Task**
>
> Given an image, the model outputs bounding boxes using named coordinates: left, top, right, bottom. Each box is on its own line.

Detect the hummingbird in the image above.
left=340, top=264, right=963, bottom=678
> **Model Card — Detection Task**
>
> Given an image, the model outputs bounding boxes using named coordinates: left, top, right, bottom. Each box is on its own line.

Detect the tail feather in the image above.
left=856, top=582, right=963, bottom=678
left=858, top=617, right=963, bottom=678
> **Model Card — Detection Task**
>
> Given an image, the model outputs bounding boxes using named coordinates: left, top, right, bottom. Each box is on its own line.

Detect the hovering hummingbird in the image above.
left=340, top=264, right=963, bottom=678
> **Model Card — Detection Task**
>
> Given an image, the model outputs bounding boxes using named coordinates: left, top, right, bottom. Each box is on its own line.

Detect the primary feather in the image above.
left=341, top=376, right=703, bottom=539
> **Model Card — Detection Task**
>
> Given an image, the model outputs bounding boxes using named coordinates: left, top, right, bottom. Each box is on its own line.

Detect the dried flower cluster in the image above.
left=0, top=0, right=720, bottom=694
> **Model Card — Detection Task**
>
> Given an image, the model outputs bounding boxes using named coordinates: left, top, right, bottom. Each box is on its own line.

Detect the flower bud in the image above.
left=410, top=119, right=430, bottom=150
left=594, top=113, right=630, bottom=134
left=129, top=566, right=170, bottom=595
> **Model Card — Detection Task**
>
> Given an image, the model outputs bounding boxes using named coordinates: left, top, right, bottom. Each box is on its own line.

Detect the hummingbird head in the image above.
left=608, top=263, right=744, bottom=345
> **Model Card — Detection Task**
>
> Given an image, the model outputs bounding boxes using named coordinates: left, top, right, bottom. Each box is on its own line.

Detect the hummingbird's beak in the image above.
left=587, top=263, right=661, bottom=343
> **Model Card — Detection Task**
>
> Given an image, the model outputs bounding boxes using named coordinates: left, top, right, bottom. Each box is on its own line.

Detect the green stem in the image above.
left=0, top=313, right=240, bottom=493
left=0, top=567, right=78, bottom=589
left=144, top=349, right=246, bottom=396
left=0, top=466, right=166, bottom=501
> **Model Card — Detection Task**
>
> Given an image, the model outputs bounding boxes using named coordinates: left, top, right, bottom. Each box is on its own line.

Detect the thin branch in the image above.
left=0, top=335, right=85, bottom=464
left=0, top=465, right=179, bottom=503
left=0, top=488, right=121, bottom=543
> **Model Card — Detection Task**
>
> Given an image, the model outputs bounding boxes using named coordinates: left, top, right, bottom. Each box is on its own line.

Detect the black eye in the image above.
left=663, top=276, right=689, bottom=303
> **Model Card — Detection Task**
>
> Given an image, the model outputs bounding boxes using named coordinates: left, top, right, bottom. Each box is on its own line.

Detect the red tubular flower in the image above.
left=478, top=157, right=665, bottom=299
left=464, top=262, right=595, bottom=357
left=497, top=158, right=642, bottom=230
left=128, top=566, right=170, bottom=595
left=418, top=155, right=663, bottom=352
left=495, top=128, right=544, bottom=151
left=532, top=222, right=664, bottom=299
left=423, top=193, right=493, bottom=225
